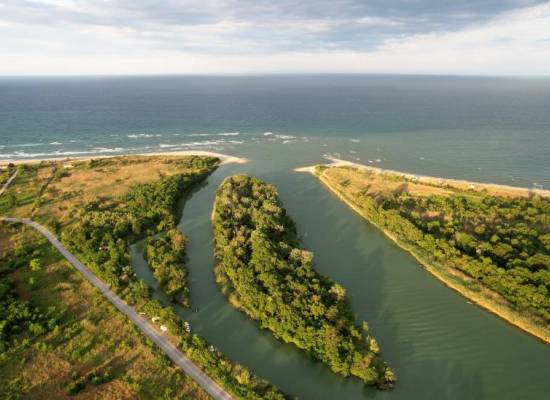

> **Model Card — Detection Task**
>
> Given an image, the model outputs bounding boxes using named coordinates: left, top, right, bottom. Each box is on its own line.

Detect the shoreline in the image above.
left=0, top=150, right=248, bottom=166
left=295, top=156, right=550, bottom=198
left=300, top=164, right=550, bottom=344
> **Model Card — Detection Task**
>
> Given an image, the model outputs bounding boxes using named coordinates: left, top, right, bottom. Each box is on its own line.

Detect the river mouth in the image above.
left=130, top=147, right=550, bottom=400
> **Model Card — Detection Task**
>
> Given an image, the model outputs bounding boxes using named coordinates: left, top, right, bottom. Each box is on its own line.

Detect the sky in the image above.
left=1, top=0, right=550, bottom=76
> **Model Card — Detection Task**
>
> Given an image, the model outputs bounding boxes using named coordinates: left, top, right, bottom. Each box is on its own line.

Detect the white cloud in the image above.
left=0, top=2, right=549, bottom=75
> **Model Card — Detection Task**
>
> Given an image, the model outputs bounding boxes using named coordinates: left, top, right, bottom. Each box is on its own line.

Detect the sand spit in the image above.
left=0, top=150, right=248, bottom=166
left=295, top=156, right=550, bottom=198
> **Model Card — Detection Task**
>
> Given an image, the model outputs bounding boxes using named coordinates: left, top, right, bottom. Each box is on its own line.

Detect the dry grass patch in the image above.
left=0, top=227, right=209, bottom=400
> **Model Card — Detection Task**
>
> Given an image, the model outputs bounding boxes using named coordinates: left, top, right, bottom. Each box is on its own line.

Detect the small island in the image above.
left=212, top=174, right=395, bottom=388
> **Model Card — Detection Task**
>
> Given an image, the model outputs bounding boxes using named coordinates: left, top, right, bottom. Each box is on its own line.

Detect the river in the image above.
left=130, top=142, right=550, bottom=400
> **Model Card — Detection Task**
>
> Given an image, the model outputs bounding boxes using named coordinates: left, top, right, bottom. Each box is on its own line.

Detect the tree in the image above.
left=29, top=258, right=41, bottom=271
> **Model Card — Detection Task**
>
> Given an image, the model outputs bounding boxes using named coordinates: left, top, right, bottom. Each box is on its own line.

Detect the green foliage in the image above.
left=61, top=157, right=218, bottom=291
left=336, top=174, right=550, bottom=322
left=29, top=258, right=41, bottom=272
left=0, top=268, right=52, bottom=354
left=212, top=174, right=392, bottom=387
left=48, top=158, right=288, bottom=399
left=141, top=299, right=288, bottom=399
left=145, top=229, right=189, bottom=307
left=66, top=378, right=86, bottom=395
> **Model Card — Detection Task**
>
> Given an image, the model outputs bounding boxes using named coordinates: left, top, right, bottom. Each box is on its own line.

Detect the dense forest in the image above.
left=320, top=166, right=550, bottom=326
left=212, top=174, right=394, bottom=388
left=146, top=229, right=189, bottom=307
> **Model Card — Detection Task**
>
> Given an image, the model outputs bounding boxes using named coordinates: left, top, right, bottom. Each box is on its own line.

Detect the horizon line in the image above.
left=1, top=72, right=549, bottom=79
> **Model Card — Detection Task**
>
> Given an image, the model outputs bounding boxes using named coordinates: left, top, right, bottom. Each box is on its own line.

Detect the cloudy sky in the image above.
left=1, top=0, right=549, bottom=75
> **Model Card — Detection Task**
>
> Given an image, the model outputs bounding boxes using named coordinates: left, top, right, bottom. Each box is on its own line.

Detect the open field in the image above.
left=0, top=154, right=226, bottom=226
left=0, top=224, right=209, bottom=400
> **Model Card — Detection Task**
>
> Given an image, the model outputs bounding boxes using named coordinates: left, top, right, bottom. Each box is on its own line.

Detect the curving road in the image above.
left=0, top=169, right=18, bottom=196
left=0, top=217, right=233, bottom=400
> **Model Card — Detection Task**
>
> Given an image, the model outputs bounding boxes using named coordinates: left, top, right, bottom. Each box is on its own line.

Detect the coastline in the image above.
left=298, top=164, right=550, bottom=344
left=295, top=156, right=550, bottom=198
left=0, top=150, right=248, bottom=166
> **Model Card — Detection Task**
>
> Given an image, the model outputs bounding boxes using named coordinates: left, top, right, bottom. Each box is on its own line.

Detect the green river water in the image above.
left=130, top=141, right=550, bottom=400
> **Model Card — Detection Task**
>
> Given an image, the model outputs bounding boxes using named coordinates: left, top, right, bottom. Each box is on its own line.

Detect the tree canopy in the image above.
left=212, top=174, right=394, bottom=388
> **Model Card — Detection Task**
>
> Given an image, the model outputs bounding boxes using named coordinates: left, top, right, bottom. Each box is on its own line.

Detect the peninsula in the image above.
left=297, top=158, right=550, bottom=343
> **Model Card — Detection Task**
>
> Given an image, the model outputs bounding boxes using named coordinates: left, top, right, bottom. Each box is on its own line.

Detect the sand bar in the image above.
left=296, top=156, right=550, bottom=198
left=0, top=150, right=248, bottom=166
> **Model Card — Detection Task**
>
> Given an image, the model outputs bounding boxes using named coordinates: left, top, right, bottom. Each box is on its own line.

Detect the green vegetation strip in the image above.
left=315, top=165, right=550, bottom=343
left=146, top=230, right=190, bottom=307
left=212, top=174, right=395, bottom=388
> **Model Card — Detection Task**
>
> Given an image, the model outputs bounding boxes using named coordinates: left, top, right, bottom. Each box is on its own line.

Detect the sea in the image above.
left=0, top=75, right=549, bottom=188
left=2, top=75, right=550, bottom=400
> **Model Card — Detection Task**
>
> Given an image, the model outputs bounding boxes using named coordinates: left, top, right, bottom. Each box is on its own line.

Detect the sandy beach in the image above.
left=296, top=156, right=550, bottom=198
left=0, top=150, right=248, bottom=166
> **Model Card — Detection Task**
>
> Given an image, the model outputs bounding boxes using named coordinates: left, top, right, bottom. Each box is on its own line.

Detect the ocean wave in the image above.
left=188, top=132, right=240, bottom=137
left=275, top=134, right=295, bottom=140
left=350, top=139, right=361, bottom=143
left=0, top=147, right=125, bottom=159
left=128, top=133, right=163, bottom=138
left=49, top=142, right=63, bottom=145
left=7, top=143, right=43, bottom=148
left=159, top=144, right=177, bottom=148
left=264, top=132, right=274, bottom=136
left=180, top=140, right=224, bottom=147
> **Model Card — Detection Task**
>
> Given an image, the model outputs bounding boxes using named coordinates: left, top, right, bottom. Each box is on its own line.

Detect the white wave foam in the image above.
left=0, top=147, right=125, bottom=159
left=7, top=143, right=42, bottom=148
left=159, top=144, right=177, bottom=148
left=189, top=132, right=240, bottom=137
left=49, top=142, right=63, bottom=145
left=264, top=132, right=274, bottom=136
left=350, top=139, right=361, bottom=143
left=128, top=133, right=163, bottom=138
left=275, top=134, right=295, bottom=140
left=180, top=140, right=223, bottom=147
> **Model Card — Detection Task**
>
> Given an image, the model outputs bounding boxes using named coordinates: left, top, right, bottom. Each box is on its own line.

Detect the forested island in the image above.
left=145, top=229, right=190, bottom=307
left=212, top=174, right=395, bottom=388
left=310, top=164, right=550, bottom=342
left=1, top=155, right=287, bottom=399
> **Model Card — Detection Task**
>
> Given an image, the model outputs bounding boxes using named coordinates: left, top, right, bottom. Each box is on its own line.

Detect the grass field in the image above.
left=0, top=155, right=218, bottom=226
left=0, top=224, right=209, bottom=400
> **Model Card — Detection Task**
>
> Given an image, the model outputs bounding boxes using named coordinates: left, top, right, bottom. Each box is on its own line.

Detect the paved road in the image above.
left=0, top=170, right=18, bottom=196
left=0, top=217, right=233, bottom=400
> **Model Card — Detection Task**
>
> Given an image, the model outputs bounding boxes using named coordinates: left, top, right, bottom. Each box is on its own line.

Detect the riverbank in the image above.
left=297, top=163, right=550, bottom=344
left=295, top=156, right=550, bottom=198
left=0, top=150, right=248, bottom=167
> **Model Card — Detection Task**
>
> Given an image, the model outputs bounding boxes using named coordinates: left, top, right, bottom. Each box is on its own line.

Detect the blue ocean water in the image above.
left=0, top=75, right=549, bottom=187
